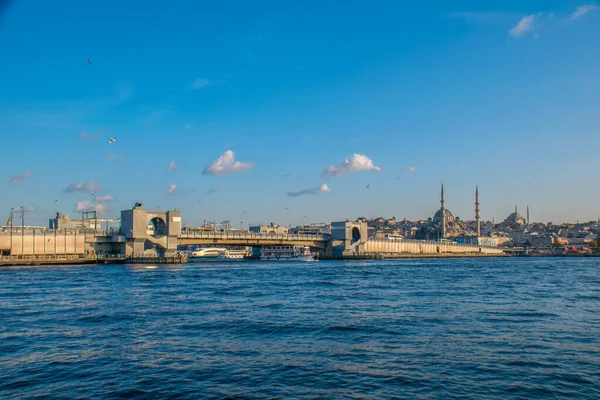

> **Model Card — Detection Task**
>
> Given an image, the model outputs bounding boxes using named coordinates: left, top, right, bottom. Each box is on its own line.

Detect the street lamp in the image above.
left=197, top=200, right=204, bottom=228
left=9, top=207, right=13, bottom=255
left=20, top=206, right=24, bottom=257
left=240, top=211, right=246, bottom=230
left=302, top=215, right=308, bottom=226
left=91, top=192, right=98, bottom=233
left=285, top=207, right=290, bottom=229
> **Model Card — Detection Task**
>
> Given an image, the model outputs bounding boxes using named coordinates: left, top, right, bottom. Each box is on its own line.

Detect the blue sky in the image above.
left=1, top=0, right=599, bottom=227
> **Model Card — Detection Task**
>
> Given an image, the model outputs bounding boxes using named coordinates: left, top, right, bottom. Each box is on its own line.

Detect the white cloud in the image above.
left=510, top=14, right=537, bottom=37
left=95, top=195, right=115, bottom=203
left=321, top=154, right=381, bottom=178
left=77, top=130, right=102, bottom=141
left=572, top=5, right=598, bottom=20
left=75, top=200, right=110, bottom=214
left=409, top=166, right=416, bottom=174
left=168, top=161, right=177, bottom=173
left=10, top=172, right=33, bottom=185
left=168, top=184, right=178, bottom=194
left=65, top=181, right=101, bottom=193
left=202, top=150, right=253, bottom=176
left=288, top=183, right=331, bottom=198
left=191, top=78, right=211, bottom=89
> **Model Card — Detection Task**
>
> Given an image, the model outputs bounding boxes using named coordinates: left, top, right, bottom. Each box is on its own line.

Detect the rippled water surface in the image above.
left=1, top=258, right=599, bottom=399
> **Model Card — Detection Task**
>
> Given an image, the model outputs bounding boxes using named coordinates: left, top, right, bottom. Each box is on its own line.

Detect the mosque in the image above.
left=418, top=184, right=495, bottom=240
left=413, top=184, right=530, bottom=241
left=501, top=206, right=528, bottom=228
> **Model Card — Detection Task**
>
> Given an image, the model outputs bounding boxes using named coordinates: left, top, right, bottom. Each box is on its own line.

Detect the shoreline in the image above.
left=1, top=253, right=598, bottom=267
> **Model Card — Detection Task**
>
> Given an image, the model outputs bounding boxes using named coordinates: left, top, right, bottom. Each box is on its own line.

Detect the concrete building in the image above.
left=120, top=202, right=181, bottom=257
left=49, top=212, right=115, bottom=230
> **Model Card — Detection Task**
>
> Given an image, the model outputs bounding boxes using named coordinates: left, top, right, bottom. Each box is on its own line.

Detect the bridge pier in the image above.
left=120, top=203, right=181, bottom=258
left=329, top=221, right=368, bottom=257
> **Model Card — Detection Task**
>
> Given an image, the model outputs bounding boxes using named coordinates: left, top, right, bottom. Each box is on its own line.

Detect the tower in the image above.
left=440, top=183, right=446, bottom=239
left=527, top=205, right=530, bottom=225
left=475, top=185, right=481, bottom=237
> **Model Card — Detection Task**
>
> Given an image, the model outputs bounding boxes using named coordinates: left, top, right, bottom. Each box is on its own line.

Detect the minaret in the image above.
left=440, top=183, right=446, bottom=239
left=526, top=205, right=530, bottom=225
left=475, top=185, right=481, bottom=237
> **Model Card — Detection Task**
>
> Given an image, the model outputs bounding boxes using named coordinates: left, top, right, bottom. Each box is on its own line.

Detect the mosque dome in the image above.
left=504, top=212, right=525, bottom=225
left=433, top=209, right=454, bottom=224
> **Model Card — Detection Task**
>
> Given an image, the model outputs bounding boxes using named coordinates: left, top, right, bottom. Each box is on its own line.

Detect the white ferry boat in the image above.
left=217, top=249, right=249, bottom=261
left=189, top=247, right=226, bottom=258
left=260, top=245, right=318, bottom=262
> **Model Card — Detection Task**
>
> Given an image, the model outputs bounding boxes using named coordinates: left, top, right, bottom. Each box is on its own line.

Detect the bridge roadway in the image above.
left=177, top=231, right=331, bottom=250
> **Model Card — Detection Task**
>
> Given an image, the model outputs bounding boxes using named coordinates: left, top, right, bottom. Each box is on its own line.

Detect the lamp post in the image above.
left=197, top=200, right=204, bottom=229
left=285, top=207, right=291, bottom=229
left=302, top=215, right=308, bottom=226
left=21, top=206, right=24, bottom=257
left=9, top=208, right=13, bottom=256
left=91, top=193, right=97, bottom=234
left=54, top=213, right=57, bottom=256
left=240, top=211, right=246, bottom=230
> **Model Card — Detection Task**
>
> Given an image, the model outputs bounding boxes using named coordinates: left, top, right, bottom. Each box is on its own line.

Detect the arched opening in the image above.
left=351, top=227, right=361, bottom=244
left=149, top=217, right=167, bottom=236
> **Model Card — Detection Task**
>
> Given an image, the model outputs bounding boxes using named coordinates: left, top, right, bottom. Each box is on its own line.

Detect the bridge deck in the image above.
left=177, top=232, right=330, bottom=249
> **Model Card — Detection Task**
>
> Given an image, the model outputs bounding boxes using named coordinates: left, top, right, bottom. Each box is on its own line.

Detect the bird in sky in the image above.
left=87, top=59, right=92, bottom=64
left=54, top=198, right=58, bottom=203
left=367, top=184, right=370, bottom=189
left=108, top=137, right=116, bottom=144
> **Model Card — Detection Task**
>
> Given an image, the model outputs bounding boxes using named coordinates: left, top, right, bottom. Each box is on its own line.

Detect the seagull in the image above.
left=88, top=59, right=92, bottom=64
left=54, top=198, right=59, bottom=203
left=367, top=184, right=370, bottom=189
left=108, top=137, right=116, bottom=144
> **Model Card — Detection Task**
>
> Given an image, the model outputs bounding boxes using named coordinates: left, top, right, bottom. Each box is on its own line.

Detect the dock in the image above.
left=0, top=254, right=188, bottom=267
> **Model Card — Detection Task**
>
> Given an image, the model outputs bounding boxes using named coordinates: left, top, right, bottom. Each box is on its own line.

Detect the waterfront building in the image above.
left=48, top=212, right=116, bottom=230
left=249, top=223, right=288, bottom=235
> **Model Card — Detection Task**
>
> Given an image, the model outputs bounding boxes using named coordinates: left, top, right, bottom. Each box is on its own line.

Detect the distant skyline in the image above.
left=1, top=1, right=599, bottom=226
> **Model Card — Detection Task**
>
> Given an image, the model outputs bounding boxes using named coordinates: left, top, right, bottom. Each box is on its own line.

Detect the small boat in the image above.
left=260, top=245, right=318, bottom=261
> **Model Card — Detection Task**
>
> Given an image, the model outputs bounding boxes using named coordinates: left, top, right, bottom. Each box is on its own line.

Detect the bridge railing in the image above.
left=0, top=228, right=121, bottom=236
left=366, top=238, right=500, bottom=250
left=178, top=231, right=330, bottom=242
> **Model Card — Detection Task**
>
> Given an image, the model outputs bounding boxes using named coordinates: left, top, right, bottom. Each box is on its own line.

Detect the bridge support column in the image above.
left=121, top=203, right=182, bottom=257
